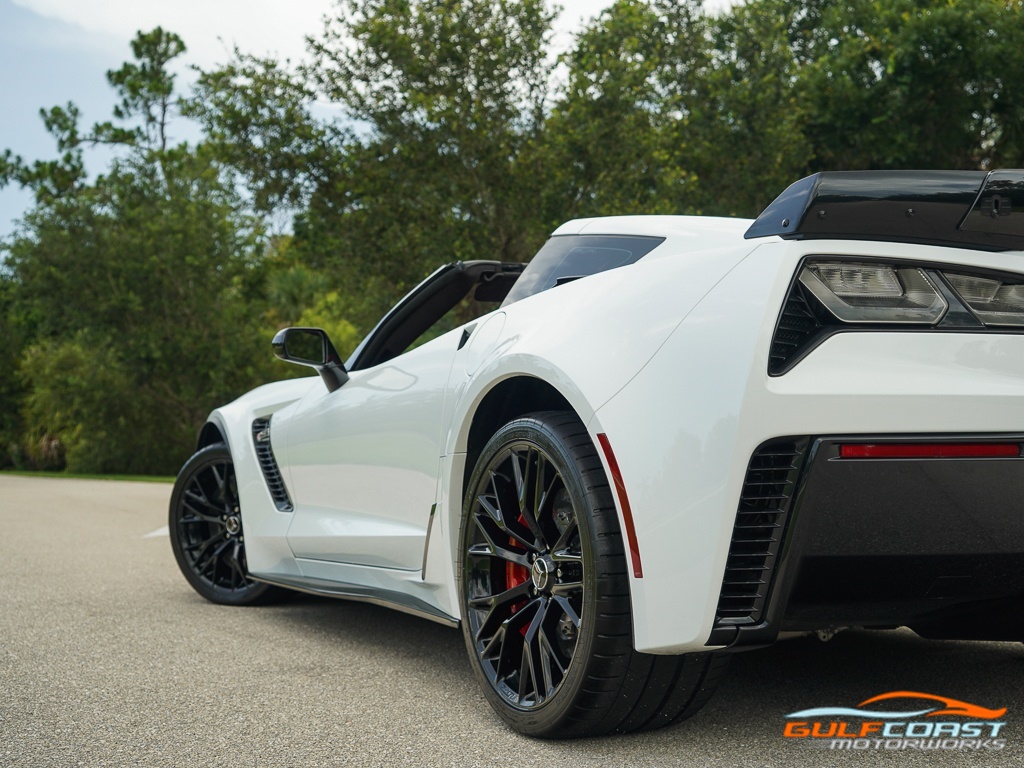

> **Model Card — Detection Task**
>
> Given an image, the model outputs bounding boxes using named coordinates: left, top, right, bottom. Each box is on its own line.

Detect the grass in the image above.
left=0, top=469, right=175, bottom=483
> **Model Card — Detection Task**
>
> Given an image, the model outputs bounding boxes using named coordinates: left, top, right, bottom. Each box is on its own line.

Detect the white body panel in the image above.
left=280, top=329, right=461, bottom=571
left=595, top=239, right=1024, bottom=652
left=208, top=216, right=1024, bottom=653
left=207, top=377, right=318, bottom=579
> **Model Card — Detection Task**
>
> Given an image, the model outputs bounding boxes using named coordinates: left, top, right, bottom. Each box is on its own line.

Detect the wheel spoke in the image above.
left=477, top=491, right=534, bottom=552
left=552, top=595, right=581, bottom=629
left=186, top=529, right=224, bottom=557
left=469, top=580, right=531, bottom=610
left=183, top=491, right=220, bottom=518
left=226, top=540, right=249, bottom=589
left=471, top=581, right=531, bottom=643
left=539, top=628, right=567, bottom=678
left=551, top=549, right=582, bottom=564
left=467, top=540, right=530, bottom=569
left=210, top=464, right=225, bottom=499
left=519, top=598, right=551, bottom=704
left=491, top=625, right=518, bottom=682
left=550, top=579, right=582, bottom=596
left=492, top=603, right=536, bottom=681
left=195, top=537, right=232, bottom=578
left=477, top=491, right=503, bottom=525
left=512, top=449, right=548, bottom=550
left=184, top=482, right=211, bottom=507
left=550, top=517, right=580, bottom=561
left=480, top=625, right=506, bottom=665
left=223, top=466, right=237, bottom=506
left=537, top=622, right=564, bottom=695
left=181, top=500, right=223, bottom=525
left=535, top=468, right=560, bottom=545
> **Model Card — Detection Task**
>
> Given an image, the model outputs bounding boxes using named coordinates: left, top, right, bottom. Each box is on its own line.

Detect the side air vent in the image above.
left=252, top=417, right=293, bottom=512
left=714, top=438, right=807, bottom=626
left=769, top=282, right=824, bottom=375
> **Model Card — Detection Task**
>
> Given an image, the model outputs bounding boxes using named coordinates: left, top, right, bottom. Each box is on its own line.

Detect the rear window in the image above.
left=502, top=235, right=665, bottom=306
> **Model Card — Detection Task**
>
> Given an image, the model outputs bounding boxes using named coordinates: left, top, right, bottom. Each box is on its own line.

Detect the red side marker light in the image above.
left=596, top=433, right=643, bottom=579
left=839, top=443, right=1020, bottom=459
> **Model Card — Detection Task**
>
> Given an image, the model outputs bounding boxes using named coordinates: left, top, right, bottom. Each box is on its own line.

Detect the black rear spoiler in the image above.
left=745, top=170, right=1024, bottom=252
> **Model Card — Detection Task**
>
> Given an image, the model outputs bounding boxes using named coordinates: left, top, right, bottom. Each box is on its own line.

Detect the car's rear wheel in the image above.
left=169, top=443, right=284, bottom=605
left=459, top=411, right=729, bottom=737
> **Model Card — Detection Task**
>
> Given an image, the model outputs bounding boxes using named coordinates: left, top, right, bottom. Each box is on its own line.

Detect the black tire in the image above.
left=169, top=443, right=285, bottom=606
left=459, top=411, right=729, bottom=738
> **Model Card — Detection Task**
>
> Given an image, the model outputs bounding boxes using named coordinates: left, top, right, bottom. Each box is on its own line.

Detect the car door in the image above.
left=280, top=261, right=522, bottom=573
left=282, top=333, right=457, bottom=571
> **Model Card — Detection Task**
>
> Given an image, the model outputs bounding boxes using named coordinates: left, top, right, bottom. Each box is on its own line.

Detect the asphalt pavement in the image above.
left=1, top=474, right=1022, bottom=767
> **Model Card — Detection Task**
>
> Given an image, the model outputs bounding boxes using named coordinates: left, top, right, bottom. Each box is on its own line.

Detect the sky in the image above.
left=0, top=0, right=733, bottom=237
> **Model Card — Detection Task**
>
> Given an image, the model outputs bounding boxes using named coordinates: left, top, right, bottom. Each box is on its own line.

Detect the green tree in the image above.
left=305, top=0, right=559, bottom=323
left=187, top=52, right=336, bottom=217
left=685, top=0, right=809, bottom=216
left=192, top=1, right=562, bottom=329
left=774, top=0, right=1024, bottom=171
left=1, top=29, right=275, bottom=473
left=0, top=273, right=25, bottom=468
left=543, top=0, right=700, bottom=219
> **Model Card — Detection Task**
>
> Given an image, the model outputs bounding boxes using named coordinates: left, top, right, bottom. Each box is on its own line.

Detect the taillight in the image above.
left=770, top=258, right=1024, bottom=375
left=944, top=272, right=1024, bottom=326
left=839, top=443, right=1020, bottom=459
left=799, top=261, right=947, bottom=324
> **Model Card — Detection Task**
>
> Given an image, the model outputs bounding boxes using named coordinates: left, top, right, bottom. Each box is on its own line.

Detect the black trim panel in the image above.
left=746, top=170, right=1024, bottom=252
left=714, top=438, right=808, bottom=627
left=711, top=434, right=1024, bottom=650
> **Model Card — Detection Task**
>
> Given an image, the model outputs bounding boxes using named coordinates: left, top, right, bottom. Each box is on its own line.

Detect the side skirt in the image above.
left=250, top=574, right=459, bottom=628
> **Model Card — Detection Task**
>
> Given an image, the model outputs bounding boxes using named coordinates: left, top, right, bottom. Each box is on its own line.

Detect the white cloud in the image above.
left=11, top=0, right=334, bottom=68
left=12, top=0, right=740, bottom=70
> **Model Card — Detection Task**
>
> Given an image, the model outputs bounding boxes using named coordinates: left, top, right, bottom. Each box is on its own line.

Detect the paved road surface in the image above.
left=1, top=474, right=1022, bottom=767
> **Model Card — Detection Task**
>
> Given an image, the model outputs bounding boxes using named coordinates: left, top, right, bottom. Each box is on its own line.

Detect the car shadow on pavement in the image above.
left=262, top=593, right=470, bottom=668
left=257, top=594, right=1024, bottom=762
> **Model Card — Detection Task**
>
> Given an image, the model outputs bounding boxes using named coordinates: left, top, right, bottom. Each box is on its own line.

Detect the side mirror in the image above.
left=272, top=327, right=349, bottom=392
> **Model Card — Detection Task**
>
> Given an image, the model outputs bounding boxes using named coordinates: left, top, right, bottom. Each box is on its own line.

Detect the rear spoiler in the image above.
left=745, top=170, right=1024, bottom=252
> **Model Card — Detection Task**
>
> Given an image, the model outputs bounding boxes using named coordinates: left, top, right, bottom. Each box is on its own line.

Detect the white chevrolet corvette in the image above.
left=170, top=170, right=1024, bottom=737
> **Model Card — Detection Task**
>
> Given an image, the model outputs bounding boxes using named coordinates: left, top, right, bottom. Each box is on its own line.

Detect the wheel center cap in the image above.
left=225, top=516, right=241, bottom=535
left=531, top=556, right=552, bottom=592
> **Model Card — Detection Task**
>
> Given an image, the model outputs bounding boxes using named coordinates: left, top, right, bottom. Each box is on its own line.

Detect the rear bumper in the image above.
left=711, top=435, right=1024, bottom=649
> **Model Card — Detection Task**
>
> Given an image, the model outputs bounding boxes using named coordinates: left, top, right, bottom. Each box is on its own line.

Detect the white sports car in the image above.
left=170, top=170, right=1024, bottom=737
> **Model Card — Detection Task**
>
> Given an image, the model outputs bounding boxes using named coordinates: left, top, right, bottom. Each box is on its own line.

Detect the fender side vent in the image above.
left=714, top=438, right=807, bottom=626
left=769, top=283, right=824, bottom=375
left=252, top=417, right=293, bottom=512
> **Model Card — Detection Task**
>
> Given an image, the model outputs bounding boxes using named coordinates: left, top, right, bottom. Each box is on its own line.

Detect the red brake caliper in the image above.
left=505, top=514, right=531, bottom=636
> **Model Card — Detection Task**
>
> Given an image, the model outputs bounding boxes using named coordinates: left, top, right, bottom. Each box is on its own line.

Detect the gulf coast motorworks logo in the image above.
left=783, top=691, right=1007, bottom=751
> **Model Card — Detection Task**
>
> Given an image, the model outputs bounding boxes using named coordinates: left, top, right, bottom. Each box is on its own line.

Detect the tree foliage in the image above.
left=543, top=1, right=698, bottom=218
left=1, top=29, right=276, bottom=473
left=785, top=0, right=1024, bottom=170
left=3, top=0, right=1024, bottom=473
left=307, top=0, right=559, bottom=316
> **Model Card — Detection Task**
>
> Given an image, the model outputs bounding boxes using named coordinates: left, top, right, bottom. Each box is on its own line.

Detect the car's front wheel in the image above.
left=459, top=411, right=729, bottom=737
left=169, top=443, right=284, bottom=606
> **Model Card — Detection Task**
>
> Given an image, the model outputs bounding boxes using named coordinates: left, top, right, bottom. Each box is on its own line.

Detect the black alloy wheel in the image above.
left=169, top=443, right=282, bottom=605
left=463, top=428, right=585, bottom=710
left=460, top=411, right=729, bottom=738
